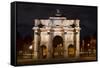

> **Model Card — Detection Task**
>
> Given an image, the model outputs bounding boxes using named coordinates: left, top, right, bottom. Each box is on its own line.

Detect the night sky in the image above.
left=16, top=2, right=97, bottom=40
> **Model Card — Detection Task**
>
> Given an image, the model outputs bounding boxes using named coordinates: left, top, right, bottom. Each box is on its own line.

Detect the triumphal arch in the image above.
left=32, top=9, right=81, bottom=59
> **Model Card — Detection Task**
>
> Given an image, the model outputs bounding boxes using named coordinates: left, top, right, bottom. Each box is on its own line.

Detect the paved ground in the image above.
left=17, top=56, right=96, bottom=65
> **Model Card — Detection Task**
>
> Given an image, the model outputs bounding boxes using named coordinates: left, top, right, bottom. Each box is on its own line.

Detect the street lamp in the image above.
left=87, top=43, right=90, bottom=56
left=29, top=45, right=33, bottom=59
left=29, top=45, right=32, bottom=50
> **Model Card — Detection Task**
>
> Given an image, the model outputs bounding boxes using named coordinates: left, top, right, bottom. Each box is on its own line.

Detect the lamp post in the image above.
left=29, top=45, right=33, bottom=59
left=87, top=43, right=90, bottom=56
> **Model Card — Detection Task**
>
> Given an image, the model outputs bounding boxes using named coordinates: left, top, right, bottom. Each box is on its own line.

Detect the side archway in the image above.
left=40, top=45, right=47, bottom=59
left=68, top=44, right=76, bottom=57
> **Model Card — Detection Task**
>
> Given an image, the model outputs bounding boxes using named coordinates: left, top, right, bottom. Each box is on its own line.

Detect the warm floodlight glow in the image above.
left=29, top=45, right=32, bottom=50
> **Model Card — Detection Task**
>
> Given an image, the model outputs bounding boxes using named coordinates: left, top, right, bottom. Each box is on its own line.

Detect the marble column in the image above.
left=33, top=27, right=39, bottom=59
left=75, top=30, right=80, bottom=58
left=63, top=31, right=68, bottom=58
left=46, top=28, right=52, bottom=59
left=75, top=19, right=80, bottom=58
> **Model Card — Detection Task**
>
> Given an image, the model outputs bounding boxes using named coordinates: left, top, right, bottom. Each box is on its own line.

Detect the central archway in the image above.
left=52, top=36, right=64, bottom=58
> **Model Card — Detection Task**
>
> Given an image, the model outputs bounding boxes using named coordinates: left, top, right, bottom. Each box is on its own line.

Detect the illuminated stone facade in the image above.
left=32, top=12, right=81, bottom=59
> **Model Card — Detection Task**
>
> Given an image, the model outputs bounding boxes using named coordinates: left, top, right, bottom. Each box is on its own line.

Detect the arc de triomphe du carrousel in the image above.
left=32, top=9, right=81, bottom=60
